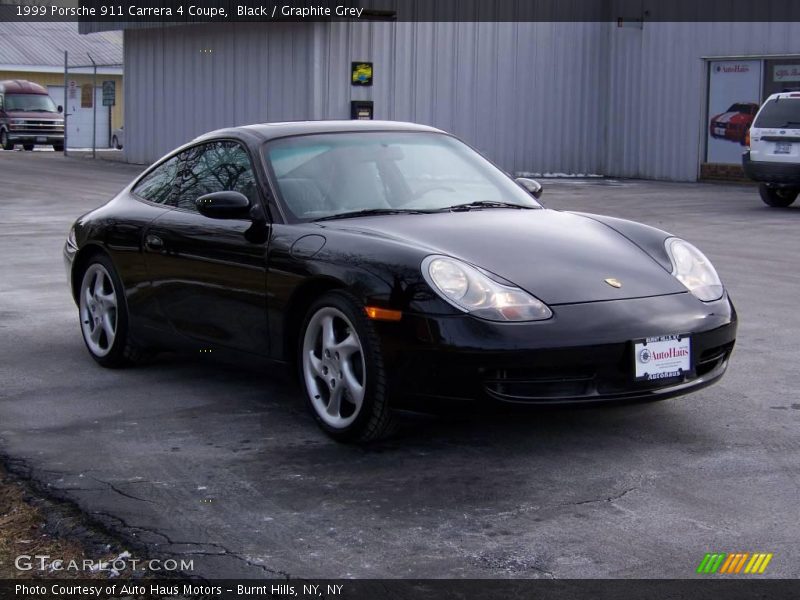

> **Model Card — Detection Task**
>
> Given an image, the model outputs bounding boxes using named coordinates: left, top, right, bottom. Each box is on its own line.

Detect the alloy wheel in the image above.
left=79, top=263, right=118, bottom=357
left=302, top=306, right=366, bottom=429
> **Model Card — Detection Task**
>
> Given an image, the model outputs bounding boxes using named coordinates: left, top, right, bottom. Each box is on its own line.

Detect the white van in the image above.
left=743, top=92, right=800, bottom=207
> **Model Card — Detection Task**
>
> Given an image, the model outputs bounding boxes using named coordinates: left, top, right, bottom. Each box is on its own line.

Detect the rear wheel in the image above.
left=299, top=291, right=396, bottom=442
left=112, top=136, right=120, bottom=149
left=78, top=254, right=147, bottom=367
left=53, top=143, right=64, bottom=152
left=0, top=130, right=13, bottom=150
left=759, top=184, right=798, bottom=207
left=22, top=144, right=34, bottom=151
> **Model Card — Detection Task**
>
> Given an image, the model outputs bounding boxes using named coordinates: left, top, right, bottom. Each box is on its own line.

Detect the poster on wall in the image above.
left=706, top=60, right=761, bottom=164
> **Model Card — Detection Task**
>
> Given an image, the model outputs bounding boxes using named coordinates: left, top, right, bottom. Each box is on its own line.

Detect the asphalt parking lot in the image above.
left=1, top=151, right=799, bottom=579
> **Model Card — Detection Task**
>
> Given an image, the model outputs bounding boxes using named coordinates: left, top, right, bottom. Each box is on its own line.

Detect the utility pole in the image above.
left=88, top=53, right=97, bottom=159
left=63, top=51, right=68, bottom=156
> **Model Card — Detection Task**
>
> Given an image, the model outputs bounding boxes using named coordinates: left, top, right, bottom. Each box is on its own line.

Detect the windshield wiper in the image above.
left=777, top=121, right=800, bottom=128
left=313, top=208, right=433, bottom=222
left=443, top=200, right=536, bottom=212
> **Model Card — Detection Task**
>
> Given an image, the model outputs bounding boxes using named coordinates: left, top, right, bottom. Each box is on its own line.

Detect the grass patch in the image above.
left=0, top=464, right=134, bottom=579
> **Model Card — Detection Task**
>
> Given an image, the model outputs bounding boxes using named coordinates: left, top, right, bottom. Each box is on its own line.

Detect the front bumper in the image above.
left=8, top=132, right=64, bottom=144
left=378, top=292, right=737, bottom=405
left=743, top=152, right=800, bottom=185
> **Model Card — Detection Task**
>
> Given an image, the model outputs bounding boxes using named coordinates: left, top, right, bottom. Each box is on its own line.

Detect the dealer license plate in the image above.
left=633, top=335, right=690, bottom=381
left=36, top=137, right=46, bottom=143
left=775, top=142, right=792, bottom=154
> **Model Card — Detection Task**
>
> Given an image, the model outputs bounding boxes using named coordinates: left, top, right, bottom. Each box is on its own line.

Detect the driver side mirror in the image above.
left=57, top=105, right=63, bottom=113
left=515, top=177, right=543, bottom=200
left=196, top=191, right=251, bottom=219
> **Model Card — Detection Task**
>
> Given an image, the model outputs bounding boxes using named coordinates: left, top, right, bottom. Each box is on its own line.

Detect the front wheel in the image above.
left=23, top=144, right=34, bottom=151
left=78, top=254, right=147, bottom=367
left=0, top=130, right=13, bottom=150
left=759, top=184, right=798, bottom=207
left=53, top=143, right=64, bottom=152
left=299, top=291, right=396, bottom=442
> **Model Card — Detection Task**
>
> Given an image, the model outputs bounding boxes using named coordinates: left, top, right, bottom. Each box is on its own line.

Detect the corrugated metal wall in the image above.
left=123, top=22, right=315, bottom=164
left=606, top=21, right=800, bottom=181
left=123, top=21, right=609, bottom=173
left=313, top=21, right=609, bottom=175
left=122, top=19, right=800, bottom=180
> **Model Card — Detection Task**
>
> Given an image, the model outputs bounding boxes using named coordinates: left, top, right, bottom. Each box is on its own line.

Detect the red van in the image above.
left=0, top=80, right=64, bottom=151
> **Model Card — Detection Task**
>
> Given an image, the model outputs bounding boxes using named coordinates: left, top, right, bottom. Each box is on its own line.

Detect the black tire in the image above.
left=22, top=144, right=34, bottom=151
left=112, top=136, right=120, bottom=150
left=0, top=130, right=13, bottom=150
left=53, top=143, right=64, bottom=152
left=77, top=253, right=148, bottom=368
left=759, top=184, right=798, bottom=207
left=298, top=290, right=396, bottom=442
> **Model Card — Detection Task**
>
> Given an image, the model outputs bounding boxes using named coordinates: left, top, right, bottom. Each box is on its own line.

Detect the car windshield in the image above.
left=753, top=98, right=800, bottom=128
left=4, top=93, right=57, bottom=112
left=728, top=103, right=755, bottom=113
left=263, top=131, right=540, bottom=221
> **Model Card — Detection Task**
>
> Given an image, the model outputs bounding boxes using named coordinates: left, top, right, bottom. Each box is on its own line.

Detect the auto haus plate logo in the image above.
left=696, top=552, right=773, bottom=574
left=633, top=334, right=691, bottom=381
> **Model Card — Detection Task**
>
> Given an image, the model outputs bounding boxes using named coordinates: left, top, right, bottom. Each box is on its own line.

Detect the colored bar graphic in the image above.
left=700, top=552, right=773, bottom=574
left=719, top=554, right=736, bottom=573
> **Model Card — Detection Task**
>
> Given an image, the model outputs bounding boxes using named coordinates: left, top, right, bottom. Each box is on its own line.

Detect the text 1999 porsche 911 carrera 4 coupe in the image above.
left=64, top=121, right=737, bottom=441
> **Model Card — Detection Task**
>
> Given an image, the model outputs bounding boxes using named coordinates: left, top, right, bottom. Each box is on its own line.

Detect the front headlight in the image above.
left=66, top=226, right=77, bottom=249
left=665, top=238, right=723, bottom=302
left=421, top=255, right=552, bottom=322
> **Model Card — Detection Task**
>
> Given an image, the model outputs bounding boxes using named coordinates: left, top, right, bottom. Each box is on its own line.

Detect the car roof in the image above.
left=192, top=120, right=444, bottom=144
left=765, top=92, right=800, bottom=101
left=0, top=79, right=49, bottom=95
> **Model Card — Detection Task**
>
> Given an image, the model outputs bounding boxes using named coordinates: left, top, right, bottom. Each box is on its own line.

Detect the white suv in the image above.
left=743, top=92, right=800, bottom=207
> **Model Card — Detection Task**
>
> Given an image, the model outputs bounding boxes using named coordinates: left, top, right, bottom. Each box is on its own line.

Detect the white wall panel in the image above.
left=123, top=23, right=314, bottom=163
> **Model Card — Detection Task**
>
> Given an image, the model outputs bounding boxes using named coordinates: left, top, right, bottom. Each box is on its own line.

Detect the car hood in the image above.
left=320, top=209, right=686, bottom=305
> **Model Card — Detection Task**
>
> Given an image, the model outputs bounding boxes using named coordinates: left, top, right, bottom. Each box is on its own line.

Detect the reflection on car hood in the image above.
left=320, top=209, right=686, bottom=304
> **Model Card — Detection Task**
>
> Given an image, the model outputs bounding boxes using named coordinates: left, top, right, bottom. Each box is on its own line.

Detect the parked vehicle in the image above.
left=743, top=92, right=800, bottom=207
left=709, top=102, right=759, bottom=145
left=111, top=126, right=124, bottom=149
left=64, top=121, right=737, bottom=442
left=0, top=80, right=64, bottom=151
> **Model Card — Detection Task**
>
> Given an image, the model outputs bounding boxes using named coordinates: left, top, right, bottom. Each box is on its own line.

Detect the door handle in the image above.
left=145, top=234, right=164, bottom=251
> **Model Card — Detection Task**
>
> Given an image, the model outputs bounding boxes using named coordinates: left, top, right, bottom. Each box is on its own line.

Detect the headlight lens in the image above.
left=665, top=238, right=723, bottom=302
left=422, top=255, right=552, bottom=322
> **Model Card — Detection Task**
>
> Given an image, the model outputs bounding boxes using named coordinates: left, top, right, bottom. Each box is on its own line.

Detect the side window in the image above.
left=132, top=155, right=180, bottom=204
left=172, top=141, right=257, bottom=212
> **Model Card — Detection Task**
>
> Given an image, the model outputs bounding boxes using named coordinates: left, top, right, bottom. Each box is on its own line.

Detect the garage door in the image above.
left=47, top=85, right=110, bottom=149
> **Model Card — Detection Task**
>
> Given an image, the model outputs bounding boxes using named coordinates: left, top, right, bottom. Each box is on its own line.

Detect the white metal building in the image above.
left=81, top=19, right=800, bottom=180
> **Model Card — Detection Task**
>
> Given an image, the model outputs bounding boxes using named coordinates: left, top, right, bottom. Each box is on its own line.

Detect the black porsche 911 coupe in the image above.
left=64, top=121, right=737, bottom=441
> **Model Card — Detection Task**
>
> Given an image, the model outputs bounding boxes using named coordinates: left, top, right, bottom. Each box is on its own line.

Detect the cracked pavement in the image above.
left=1, top=152, right=799, bottom=578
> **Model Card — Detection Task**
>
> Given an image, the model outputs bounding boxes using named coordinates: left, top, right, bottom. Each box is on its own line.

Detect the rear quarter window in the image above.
left=133, top=155, right=180, bottom=204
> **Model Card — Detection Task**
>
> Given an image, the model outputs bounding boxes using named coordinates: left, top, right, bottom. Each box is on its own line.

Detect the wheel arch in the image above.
left=70, top=243, right=112, bottom=304
left=282, top=276, right=349, bottom=366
